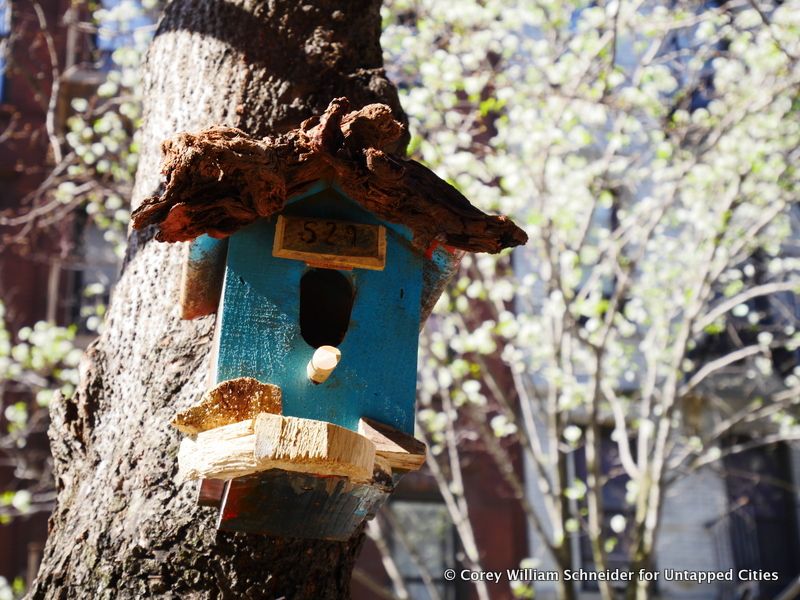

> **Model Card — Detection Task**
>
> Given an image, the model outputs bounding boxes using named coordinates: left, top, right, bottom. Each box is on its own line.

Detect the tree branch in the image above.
left=693, top=281, right=799, bottom=335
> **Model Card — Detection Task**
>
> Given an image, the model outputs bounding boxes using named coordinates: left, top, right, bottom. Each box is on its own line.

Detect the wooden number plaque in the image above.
left=273, top=216, right=386, bottom=270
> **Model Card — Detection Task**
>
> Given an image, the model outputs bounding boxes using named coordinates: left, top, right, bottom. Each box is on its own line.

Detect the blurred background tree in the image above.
left=1, top=0, right=799, bottom=599
left=0, top=0, right=154, bottom=594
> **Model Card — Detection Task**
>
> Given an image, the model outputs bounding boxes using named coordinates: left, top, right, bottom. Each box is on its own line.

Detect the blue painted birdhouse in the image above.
left=132, top=98, right=527, bottom=540
left=212, top=181, right=434, bottom=436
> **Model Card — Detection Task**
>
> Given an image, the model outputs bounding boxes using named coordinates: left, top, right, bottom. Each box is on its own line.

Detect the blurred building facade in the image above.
left=0, top=0, right=76, bottom=587
left=519, top=3, right=800, bottom=598
left=523, top=419, right=800, bottom=600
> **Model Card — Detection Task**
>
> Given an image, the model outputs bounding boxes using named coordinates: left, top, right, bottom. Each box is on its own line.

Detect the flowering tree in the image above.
left=378, top=1, right=800, bottom=599
left=1, top=0, right=799, bottom=598
left=0, top=0, right=153, bottom=595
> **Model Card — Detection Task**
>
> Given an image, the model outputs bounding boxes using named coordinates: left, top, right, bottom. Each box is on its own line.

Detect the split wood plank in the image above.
left=178, top=419, right=259, bottom=481
left=254, top=413, right=374, bottom=482
left=177, top=413, right=376, bottom=484
left=358, top=417, right=426, bottom=472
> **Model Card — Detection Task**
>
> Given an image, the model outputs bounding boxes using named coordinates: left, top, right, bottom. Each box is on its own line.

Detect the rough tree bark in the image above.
left=31, top=1, right=405, bottom=597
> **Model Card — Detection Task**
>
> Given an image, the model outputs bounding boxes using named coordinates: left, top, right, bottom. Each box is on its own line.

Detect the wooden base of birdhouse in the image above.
left=172, top=378, right=426, bottom=539
left=177, top=412, right=377, bottom=482
left=215, top=469, right=392, bottom=540
left=174, top=379, right=427, bottom=483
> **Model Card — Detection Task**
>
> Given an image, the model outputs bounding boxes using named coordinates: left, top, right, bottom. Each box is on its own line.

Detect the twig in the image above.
left=32, top=2, right=63, bottom=165
left=367, top=519, right=411, bottom=600
left=382, top=508, right=444, bottom=600
left=678, top=344, right=763, bottom=396
left=694, top=281, right=799, bottom=334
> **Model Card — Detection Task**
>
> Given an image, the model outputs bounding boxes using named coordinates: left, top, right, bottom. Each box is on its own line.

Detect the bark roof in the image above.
left=131, top=98, right=528, bottom=254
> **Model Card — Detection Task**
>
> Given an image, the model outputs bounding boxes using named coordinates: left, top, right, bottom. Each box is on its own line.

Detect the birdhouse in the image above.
left=132, top=98, right=527, bottom=540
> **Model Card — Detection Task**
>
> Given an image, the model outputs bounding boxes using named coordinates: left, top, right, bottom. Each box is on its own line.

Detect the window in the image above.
left=691, top=247, right=799, bottom=379
left=95, top=0, right=154, bottom=68
left=665, top=1, right=728, bottom=115
left=572, top=429, right=635, bottom=590
left=387, top=500, right=458, bottom=600
left=0, top=0, right=10, bottom=102
left=59, top=223, right=120, bottom=339
left=723, top=441, right=800, bottom=599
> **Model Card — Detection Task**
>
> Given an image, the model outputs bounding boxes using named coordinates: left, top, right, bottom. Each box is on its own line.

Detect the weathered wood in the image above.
left=178, top=414, right=376, bottom=483
left=254, top=413, right=375, bottom=482
left=179, top=235, right=228, bottom=319
left=421, top=243, right=465, bottom=325
left=215, top=199, right=423, bottom=435
left=307, top=345, right=342, bottom=384
left=131, top=99, right=528, bottom=254
left=172, top=377, right=282, bottom=435
left=273, top=215, right=386, bottom=270
left=178, top=419, right=260, bottom=481
left=218, top=471, right=391, bottom=541
left=358, top=417, right=426, bottom=472
left=196, top=479, right=227, bottom=507
left=206, top=309, right=222, bottom=387
left=373, top=455, right=393, bottom=478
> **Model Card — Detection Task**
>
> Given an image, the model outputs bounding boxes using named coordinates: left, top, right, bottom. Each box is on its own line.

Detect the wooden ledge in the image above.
left=177, top=413, right=375, bottom=483
left=254, top=413, right=375, bottom=482
left=358, top=418, right=426, bottom=472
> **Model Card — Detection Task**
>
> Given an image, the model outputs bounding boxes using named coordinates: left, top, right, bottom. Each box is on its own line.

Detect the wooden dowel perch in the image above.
left=307, top=346, right=341, bottom=384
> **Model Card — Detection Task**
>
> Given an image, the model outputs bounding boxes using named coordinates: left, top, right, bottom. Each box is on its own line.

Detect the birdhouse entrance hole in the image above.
left=300, top=269, right=354, bottom=348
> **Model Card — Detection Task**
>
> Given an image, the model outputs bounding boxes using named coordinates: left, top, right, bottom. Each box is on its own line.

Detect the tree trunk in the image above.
left=31, top=1, right=404, bottom=597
